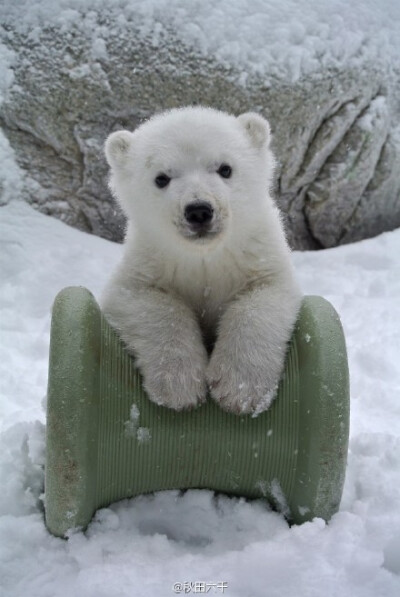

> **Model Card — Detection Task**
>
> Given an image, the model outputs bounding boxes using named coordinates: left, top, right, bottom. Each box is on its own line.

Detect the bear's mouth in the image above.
left=191, top=229, right=219, bottom=241
left=180, top=221, right=223, bottom=242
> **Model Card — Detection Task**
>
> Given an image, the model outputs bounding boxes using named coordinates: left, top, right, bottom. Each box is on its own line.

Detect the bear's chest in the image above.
left=158, top=250, right=250, bottom=320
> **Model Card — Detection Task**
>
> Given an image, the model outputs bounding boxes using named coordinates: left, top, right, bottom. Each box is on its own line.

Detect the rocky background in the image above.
left=1, top=1, right=399, bottom=249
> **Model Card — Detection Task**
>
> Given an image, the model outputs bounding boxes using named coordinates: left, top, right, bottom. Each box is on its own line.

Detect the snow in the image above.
left=137, top=427, right=151, bottom=443
left=357, top=96, right=388, bottom=133
left=130, top=403, right=140, bottom=422
left=1, top=0, right=400, bottom=83
left=124, top=404, right=151, bottom=442
left=0, top=130, right=24, bottom=206
left=0, top=199, right=400, bottom=596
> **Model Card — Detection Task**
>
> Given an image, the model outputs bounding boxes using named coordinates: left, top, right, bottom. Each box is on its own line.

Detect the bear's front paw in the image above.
left=206, top=355, right=280, bottom=416
left=142, top=357, right=207, bottom=411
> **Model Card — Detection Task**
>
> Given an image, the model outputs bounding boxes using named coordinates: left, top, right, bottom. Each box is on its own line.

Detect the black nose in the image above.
left=184, top=201, right=214, bottom=226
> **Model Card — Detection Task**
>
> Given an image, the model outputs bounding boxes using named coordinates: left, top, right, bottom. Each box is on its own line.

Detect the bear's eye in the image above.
left=217, top=163, right=232, bottom=179
left=155, top=173, right=171, bottom=189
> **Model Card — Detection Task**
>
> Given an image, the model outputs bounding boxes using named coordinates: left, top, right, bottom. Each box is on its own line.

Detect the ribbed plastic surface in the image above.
left=45, top=287, right=349, bottom=537
left=96, top=315, right=300, bottom=508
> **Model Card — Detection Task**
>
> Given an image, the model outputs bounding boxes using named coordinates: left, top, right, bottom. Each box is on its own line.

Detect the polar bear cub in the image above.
left=102, top=106, right=302, bottom=414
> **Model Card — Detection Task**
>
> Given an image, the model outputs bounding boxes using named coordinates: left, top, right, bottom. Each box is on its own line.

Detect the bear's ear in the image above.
left=238, top=112, right=271, bottom=149
left=104, top=130, right=135, bottom=168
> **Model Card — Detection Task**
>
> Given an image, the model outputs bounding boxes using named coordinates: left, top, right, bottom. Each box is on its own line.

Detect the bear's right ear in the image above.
left=104, top=130, right=135, bottom=169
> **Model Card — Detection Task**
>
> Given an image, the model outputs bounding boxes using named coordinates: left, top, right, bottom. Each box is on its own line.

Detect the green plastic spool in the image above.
left=45, top=286, right=349, bottom=538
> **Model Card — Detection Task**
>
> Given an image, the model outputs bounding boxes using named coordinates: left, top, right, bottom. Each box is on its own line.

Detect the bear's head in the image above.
left=105, top=107, right=275, bottom=251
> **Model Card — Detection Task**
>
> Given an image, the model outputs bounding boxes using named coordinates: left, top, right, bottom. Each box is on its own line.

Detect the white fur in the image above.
left=102, top=106, right=302, bottom=414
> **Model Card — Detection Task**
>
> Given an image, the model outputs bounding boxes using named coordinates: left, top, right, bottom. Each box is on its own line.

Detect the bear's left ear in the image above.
left=104, top=130, right=135, bottom=169
left=238, top=112, right=271, bottom=149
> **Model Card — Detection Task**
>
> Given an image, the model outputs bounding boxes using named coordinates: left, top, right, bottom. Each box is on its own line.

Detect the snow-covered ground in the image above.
left=0, top=199, right=399, bottom=596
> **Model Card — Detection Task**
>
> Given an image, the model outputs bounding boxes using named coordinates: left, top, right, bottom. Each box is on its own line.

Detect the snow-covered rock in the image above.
left=0, top=0, right=399, bottom=248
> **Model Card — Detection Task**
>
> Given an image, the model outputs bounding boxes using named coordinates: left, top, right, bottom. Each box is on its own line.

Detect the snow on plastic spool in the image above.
left=45, top=286, right=349, bottom=538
